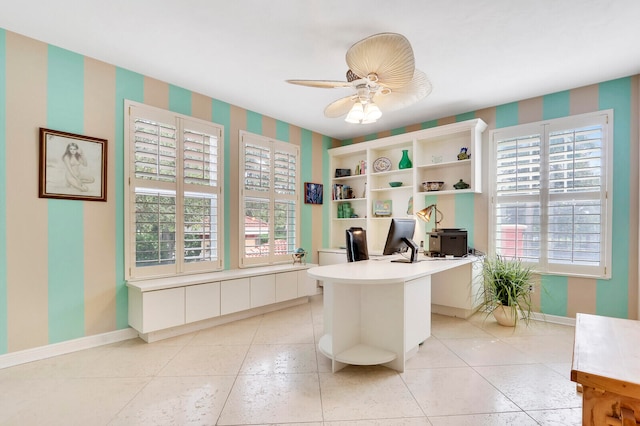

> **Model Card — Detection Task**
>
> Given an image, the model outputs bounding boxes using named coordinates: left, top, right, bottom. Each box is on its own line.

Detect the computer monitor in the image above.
left=382, top=218, right=419, bottom=263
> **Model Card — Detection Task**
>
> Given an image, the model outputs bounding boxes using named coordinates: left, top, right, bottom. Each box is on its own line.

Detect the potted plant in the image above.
left=479, top=255, right=535, bottom=326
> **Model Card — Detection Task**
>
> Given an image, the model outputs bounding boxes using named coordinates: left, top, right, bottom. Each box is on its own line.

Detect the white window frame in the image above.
left=239, top=130, right=300, bottom=267
left=124, top=100, right=224, bottom=280
left=489, top=110, right=613, bottom=279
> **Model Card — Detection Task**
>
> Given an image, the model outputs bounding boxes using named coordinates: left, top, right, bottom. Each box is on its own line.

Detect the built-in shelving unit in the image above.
left=328, top=118, right=487, bottom=253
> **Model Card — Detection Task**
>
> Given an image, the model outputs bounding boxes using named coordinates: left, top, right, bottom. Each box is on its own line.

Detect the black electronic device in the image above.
left=335, top=168, right=351, bottom=178
left=427, top=228, right=468, bottom=257
left=345, top=227, right=369, bottom=262
left=383, top=218, right=419, bottom=263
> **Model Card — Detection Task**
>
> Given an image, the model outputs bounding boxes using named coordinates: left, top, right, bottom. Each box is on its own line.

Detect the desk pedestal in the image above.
left=319, top=276, right=430, bottom=373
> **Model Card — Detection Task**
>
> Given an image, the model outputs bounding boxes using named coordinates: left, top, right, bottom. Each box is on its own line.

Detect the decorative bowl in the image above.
left=389, top=181, right=403, bottom=188
left=423, top=181, right=444, bottom=191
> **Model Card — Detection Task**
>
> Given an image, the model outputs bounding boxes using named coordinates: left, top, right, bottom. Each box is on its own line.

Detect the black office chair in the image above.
left=345, top=227, right=369, bottom=262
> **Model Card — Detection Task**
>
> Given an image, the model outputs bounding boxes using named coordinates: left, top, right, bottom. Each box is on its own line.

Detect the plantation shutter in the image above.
left=126, top=102, right=224, bottom=279
left=240, top=131, right=299, bottom=266
left=490, top=111, right=611, bottom=278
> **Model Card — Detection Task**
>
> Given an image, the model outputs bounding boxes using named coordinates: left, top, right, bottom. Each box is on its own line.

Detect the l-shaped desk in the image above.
left=308, top=256, right=478, bottom=373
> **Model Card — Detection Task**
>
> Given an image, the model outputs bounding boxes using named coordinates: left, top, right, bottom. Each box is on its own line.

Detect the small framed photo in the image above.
left=304, top=182, right=323, bottom=204
left=39, top=128, right=107, bottom=201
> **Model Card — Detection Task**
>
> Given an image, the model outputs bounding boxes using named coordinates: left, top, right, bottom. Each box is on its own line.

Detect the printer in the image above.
left=427, top=228, right=468, bottom=257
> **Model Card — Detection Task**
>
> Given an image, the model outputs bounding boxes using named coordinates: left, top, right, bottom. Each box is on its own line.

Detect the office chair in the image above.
left=345, top=227, right=369, bottom=262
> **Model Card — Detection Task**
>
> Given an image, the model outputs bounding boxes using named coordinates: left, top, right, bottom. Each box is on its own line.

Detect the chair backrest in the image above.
left=346, top=227, right=369, bottom=262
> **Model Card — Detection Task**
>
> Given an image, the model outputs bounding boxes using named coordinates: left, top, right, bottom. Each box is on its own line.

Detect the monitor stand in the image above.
left=390, top=238, right=419, bottom=263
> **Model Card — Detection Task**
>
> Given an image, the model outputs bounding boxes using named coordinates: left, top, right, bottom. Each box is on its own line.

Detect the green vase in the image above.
left=399, top=149, right=412, bottom=169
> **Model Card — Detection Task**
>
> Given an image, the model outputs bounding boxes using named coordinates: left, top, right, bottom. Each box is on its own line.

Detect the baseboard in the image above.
left=531, top=311, right=576, bottom=327
left=0, top=328, right=138, bottom=370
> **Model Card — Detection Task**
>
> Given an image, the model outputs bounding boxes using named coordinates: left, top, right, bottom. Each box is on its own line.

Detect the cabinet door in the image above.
left=143, top=287, right=185, bottom=333
left=251, top=274, right=276, bottom=308
left=276, top=271, right=298, bottom=302
left=186, top=282, right=220, bottom=323
left=221, top=278, right=251, bottom=315
left=297, top=269, right=316, bottom=296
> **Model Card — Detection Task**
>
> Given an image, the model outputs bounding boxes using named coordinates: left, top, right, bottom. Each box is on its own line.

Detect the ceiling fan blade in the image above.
left=373, top=69, right=432, bottom=112
left=286, top=79, right=352, bottom=89
left=346, top=33, right=415, bottom=90
left=324, top=95, right=356, bottom=118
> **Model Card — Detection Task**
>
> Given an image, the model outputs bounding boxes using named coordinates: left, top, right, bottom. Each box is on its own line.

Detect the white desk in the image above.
left=308, top=256, right=475, bottom=373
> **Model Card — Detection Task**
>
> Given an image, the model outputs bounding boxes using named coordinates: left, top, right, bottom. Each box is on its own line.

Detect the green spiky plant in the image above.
left=479, top=255, right=535, bottom=326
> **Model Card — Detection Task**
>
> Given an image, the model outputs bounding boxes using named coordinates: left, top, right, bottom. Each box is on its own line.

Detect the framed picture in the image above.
left=304, top=182, right=323, bottom=204
left=39, top=128, right=107, bottom=201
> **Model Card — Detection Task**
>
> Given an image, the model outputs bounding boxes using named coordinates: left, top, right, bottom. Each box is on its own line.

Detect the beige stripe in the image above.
left=191, top=92, right=212, bottom=122
left=83, top=57, right=117, bottom=335
left=567, top=277, right=597, bottom=318
left=262, top=117, right=276, bottom=140
left=405, top=123, right=422, bottom=133
left=569, top=84, right=599, bottom=115
left=5, top=32, right=50, bottom=351
left=228, top=105, right=246, bottom=269
left=143, top=77, right=169, bottom=109
left=518, top=96, right=543, bottom=124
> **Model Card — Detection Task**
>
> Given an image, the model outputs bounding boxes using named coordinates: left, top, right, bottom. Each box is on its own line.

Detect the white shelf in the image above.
left=318, top=335, right=397, bottom=366
left=328, top=118, right=487, bottom=251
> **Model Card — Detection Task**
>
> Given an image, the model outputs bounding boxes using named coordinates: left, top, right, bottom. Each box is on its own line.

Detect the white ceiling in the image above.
left=2, top=0, right=640, bottom=140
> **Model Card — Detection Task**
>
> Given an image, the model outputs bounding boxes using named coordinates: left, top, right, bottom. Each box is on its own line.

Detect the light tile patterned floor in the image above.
left=0, top=294, right=582, bottom=425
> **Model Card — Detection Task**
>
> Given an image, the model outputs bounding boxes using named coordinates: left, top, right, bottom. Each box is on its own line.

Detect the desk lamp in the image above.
left=416, top=204, right=442, bottom=231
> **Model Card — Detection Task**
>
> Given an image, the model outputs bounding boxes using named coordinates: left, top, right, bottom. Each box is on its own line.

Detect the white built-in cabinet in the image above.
left=328, top=119, right=487, bottom=253
left=128, top=264, right=316, bottom=338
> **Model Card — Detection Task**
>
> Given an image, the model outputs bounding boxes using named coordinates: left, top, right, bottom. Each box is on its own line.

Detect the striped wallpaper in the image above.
left=0, top=27, right=638, bottom=356
left=0, top=29, right=331, bottom=355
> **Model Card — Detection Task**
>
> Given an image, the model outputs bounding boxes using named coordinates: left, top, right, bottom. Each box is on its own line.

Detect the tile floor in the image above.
left=0, top=294, right=582, bottom=425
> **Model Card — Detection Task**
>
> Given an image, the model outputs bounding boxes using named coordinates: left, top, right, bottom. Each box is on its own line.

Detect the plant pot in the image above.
left=493, top=303, right=518, bottom=327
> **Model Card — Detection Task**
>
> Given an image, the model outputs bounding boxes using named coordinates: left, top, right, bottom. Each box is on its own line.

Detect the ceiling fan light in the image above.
left=364, top=102, right=382, bottom=121
left=345, top=102, right=364, bottom=123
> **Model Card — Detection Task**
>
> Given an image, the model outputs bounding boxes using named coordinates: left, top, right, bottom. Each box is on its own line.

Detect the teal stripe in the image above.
left=423, top=194, right=438, bottom=232
left=495, top=102, right=519, bottom=128
left=390, top=127, right=406, bottom=136
left=456, top=112, right=475, bottom=122
left=115, top=68, right=144, bottom=328
left=0, top=29, right=7, bottom=354
left=246, top=110, right=262, bottom=134
left=364, top=133, right=377, bottom=142
left=596, top=77, right=631, bottom=318
left=322, top=135, right=333, bottom=247
left=300, top=129, right=313, bottom=253
left=540, top=275, right=568, bottom=316
left=47, top=46, right=85, bottom=343
left=542, top=91, right=570, bottom=120
left=421, top=119, right=438, bottom=129
left=341, top=138, right=354, bottom=146
left=455, top=193, right=475, bottom=249
left=276, top=120, right=289, bottom=142
left=169, top=85, right=191, bottom=116
left=212, top=99, right=231, bottom=269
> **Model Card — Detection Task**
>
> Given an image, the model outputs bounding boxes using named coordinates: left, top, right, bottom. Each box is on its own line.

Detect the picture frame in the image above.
left=39, top=127, right=108, bottom=202
left=304, top=182, right=323, bottom=204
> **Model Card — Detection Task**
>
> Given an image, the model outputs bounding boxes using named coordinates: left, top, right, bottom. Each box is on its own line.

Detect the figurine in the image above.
left=458, top=147, right=470, bottom=160
left=292, top=247, right=307, bottom=264
left=454, top=179, right=470, bottom=190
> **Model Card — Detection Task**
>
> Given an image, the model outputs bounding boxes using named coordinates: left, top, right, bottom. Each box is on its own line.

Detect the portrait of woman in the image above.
left=62, top=142, right=95, bottom=192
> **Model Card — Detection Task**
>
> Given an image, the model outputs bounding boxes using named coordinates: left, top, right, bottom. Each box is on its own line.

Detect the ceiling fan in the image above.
left=287, top=32, right=432, bottom=124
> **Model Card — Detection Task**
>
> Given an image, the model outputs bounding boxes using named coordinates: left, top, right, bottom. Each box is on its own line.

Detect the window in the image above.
left=239, top=131, right=299, bottom=267
left=124, top=101, right=224, bottom=279
left=489, top=110, right=612, bottom=278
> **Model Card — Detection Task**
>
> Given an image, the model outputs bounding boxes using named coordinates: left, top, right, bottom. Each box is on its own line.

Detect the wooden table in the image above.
left=571, top=313, right=640, bottom=425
